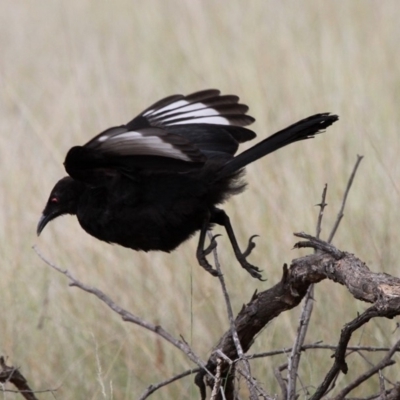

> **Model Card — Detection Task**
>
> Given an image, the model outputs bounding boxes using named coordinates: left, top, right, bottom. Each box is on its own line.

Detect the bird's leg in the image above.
left=196, top=214, right=221, bottom=277
left=211, top=208, right=265, bottom=280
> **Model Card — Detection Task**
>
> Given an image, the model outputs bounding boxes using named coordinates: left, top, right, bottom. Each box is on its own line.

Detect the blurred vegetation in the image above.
left=1, top=1, right=400, bottom=398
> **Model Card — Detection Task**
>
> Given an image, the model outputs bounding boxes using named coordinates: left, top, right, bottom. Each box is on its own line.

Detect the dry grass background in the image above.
left=1, top=1, right=400, bottom=399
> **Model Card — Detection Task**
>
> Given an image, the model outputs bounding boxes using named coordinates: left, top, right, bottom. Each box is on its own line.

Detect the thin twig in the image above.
left=235, top=366, right=273, bottom=400
left=310, top=309, right=400, bottom=400
left=214, top=351, right=273, bottom=400
left=210, top=232, right=245, bottom=360
left=33, top=246, right=214, bottom=382
left=209, top=231, right=258, bottom=400
left=327, top=155, right=364, bottom=243
left=287, top=184, right=328, bottom=399
left=289, top=158, right=363, bottom=399
left=315, top=183, right=328, bottom=240
left=247, top=344, right=398, bottom=359
left=355, top=350, right=395, bottom=387
left=274, top=363, right=288, bottom=400
left=210, top=359, right=223, bottom=400
left=331, top=339, right=400, bottom=400
left=138, top=368, right=201, bottom=400
left=379, top=370, right=386, bottom=400
left=287, top=284, right=314, bottom=400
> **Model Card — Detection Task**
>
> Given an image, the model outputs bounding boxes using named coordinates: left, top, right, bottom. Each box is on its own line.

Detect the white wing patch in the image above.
left=144, top=100, right=231, bottom=126
left=143, top=100, right=189, bottom=116
left=82, top=90, right=254, bottom=167
left=160, top=107, right=230, bottom=125
left=95, top=131, right=193, bottom=161
left=168, top=116, right=230, bottom=125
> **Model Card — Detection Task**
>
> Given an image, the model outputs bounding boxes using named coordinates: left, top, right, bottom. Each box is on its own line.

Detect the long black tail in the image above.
left=217, top=113, right=338, bottom=179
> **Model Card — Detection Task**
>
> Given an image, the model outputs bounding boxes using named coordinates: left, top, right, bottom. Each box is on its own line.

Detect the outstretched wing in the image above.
left=64, top=89, right=256, bottom=183
left=132, top=89, right=254, bottom=129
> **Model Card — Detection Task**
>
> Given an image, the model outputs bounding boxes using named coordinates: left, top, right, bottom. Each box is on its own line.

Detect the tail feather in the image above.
left=217, top=113, right=338, bottom=179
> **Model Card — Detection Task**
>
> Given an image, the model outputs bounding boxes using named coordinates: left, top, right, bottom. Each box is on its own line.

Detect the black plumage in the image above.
left=38, top=89, right=338, bottom=279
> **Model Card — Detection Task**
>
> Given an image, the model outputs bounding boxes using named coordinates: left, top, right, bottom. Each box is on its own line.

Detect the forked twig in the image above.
left=310, top=309, right=400, bottom=400
left=331, top=339, right=400, bottom=400
left=288, top=156, right=364, bottom=399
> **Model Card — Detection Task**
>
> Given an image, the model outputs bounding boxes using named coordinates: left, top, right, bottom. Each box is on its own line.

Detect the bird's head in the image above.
left=37, top=177, right=85, bottom=235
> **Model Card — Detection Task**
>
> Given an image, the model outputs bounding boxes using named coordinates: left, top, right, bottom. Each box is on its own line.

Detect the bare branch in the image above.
left=379, top=370, right=386, bottom=400
left=328, top=155, right=364, bottom=243
left=287, top=183, right=329, bottom=400
left=33, top=246, right=214, bottom=382
left=291, top=157, right=363, bottom=399
left=311, top=316, right=400, bottom=400
left=287, top=284, right=314, bottom=399
left=202, top=235, right=400, bottom=398
left=210, top=352, right=273, bottom=400
left=209, top=231, right=258, bottom=400
left=274, top=363, right=288, bottom=400
left=138, top=368, right=201, bottom=400
left=292, top=235, right=400, bottom=303
left=331, top=339, right=400, bottom=399
left=248, top=344, right=399, bottom=359
left=294, top=233, right=344, bottom=259
left=235, top=366, right=274, bottom=400
left=355, top=350, right=396, bottom=387
left=315, top=183, right=328, bottom=240
left=211, top=232, right=244, bottom=359
left=210, top=359, right=223, bottom=400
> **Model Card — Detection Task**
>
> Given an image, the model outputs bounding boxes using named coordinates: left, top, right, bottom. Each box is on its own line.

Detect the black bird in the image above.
left=37, top=89, right=338, bottom=279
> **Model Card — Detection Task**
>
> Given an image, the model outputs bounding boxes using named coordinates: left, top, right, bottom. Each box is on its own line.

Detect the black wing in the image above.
left=64, top=90, right=256, bottom=183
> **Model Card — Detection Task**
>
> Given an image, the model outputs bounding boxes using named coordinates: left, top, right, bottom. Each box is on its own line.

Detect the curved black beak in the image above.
left=37, top=214, right=51, bottom=236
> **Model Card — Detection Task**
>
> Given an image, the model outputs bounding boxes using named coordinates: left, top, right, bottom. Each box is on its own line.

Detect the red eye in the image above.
left=50, top=197, right=59, bottom=204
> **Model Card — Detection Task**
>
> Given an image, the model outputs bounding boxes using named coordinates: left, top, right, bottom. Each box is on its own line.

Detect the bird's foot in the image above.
left=242, top=235, right=259, bottom=257
left=196, top=234, right=222, bottom=277
left=203, top=234, right=221, bottom=256
left=237, top=257, right=265, bottom=280
left=235, top=235, right=266, bottom=281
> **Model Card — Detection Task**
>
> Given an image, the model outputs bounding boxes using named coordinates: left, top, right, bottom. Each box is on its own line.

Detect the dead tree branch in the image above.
left=33, top=246, right=215, bottom=387
left=289, top=155, right=363, bottom=400
left=197, top=235, right=400, bottom=397
left=210, top=231, right=259, bottom=400
left=311, top=320, right=400, bottom=400
left=0, top=357, right=41, bottom=400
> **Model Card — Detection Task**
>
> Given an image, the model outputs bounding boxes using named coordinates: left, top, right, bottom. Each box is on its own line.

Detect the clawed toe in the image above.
left=196, top=219, right=265, bottom=280
left=242, top=234, right=259, bottom=258
left=233, top=235, right=265, bottom=280
left=237, top=256, right=265, bottom=281
left=196, top=252, right=221, bottom=277
left=196, top=234, right=222, bottom=277
left=203, top=234, right=221, bottom=256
